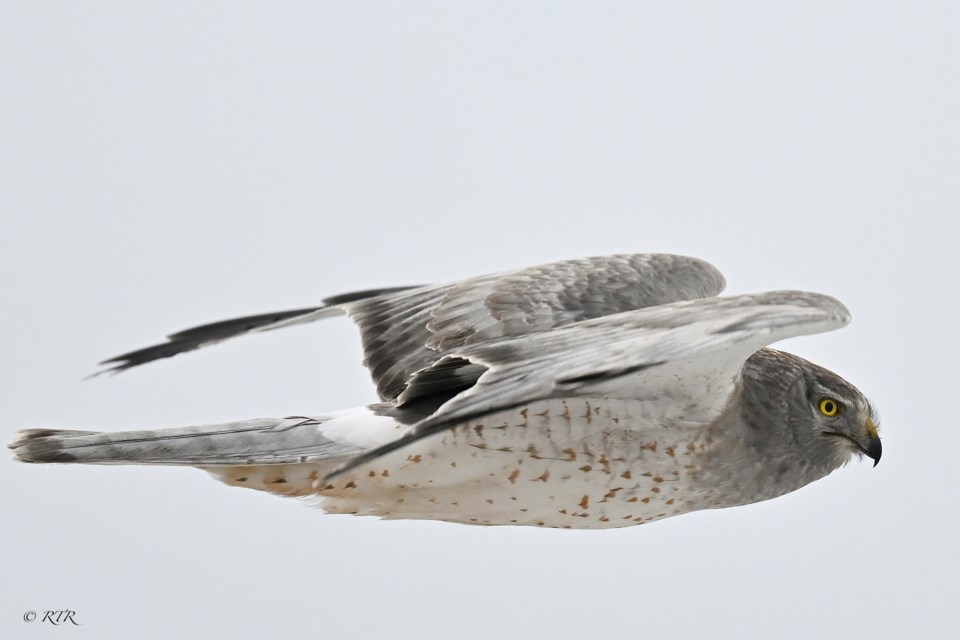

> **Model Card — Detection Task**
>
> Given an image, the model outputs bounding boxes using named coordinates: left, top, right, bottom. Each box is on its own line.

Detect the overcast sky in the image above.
left=2, top=2, right=958, bottom=639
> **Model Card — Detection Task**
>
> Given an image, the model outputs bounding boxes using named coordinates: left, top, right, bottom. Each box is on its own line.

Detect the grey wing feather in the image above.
left=96, top=254, right=725, bottom=402
left=349, top=254, right=725, bottom=400
left=328, top=290, right=850, bottom=478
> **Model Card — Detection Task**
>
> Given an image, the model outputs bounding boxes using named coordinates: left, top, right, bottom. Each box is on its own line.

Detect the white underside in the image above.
left=208, top=398, right=725, bottom=529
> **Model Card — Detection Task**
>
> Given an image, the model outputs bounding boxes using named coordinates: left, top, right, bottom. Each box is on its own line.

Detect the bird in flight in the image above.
left=9, top=254, right=880, bottom=529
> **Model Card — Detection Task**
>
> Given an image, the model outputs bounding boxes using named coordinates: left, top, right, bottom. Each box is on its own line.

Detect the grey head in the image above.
left=738, top=348, right=881, bottom=490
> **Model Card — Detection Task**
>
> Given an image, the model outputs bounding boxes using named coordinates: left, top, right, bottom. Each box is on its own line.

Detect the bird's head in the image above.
left=742, top=349, right=881, bottom=472
left=799, top=364, right=882, bottom=467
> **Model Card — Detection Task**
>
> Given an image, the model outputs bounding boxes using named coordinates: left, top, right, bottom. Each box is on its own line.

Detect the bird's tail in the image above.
left=8, top=416, right=362, bottom=467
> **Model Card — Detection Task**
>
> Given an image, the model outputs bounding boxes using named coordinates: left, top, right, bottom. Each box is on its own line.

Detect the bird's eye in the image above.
left=818, top=398, right=840, bottom=416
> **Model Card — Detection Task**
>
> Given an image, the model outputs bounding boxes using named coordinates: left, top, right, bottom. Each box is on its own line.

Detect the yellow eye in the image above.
left=819, top=398, right=840, bottom=416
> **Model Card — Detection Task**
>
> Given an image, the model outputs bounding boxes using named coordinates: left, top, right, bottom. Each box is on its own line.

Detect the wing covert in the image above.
left=347, top=253, right=725, bottom=400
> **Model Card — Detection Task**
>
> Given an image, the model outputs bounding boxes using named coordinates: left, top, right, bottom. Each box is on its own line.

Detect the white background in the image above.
left=2, top=2, right=958, bottom=638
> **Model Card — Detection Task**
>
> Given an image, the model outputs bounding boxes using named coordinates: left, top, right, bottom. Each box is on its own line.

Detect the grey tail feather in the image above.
left=8, top=417, right=361, bottom=466
left=94, top=285, right=421, bottom=375
left=9, top=429, right=101, bottom=463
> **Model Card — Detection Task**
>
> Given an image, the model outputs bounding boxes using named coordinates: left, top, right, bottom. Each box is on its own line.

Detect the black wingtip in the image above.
left=87, top=341, right=203, bottom=378
left=92, top=288, right=422, bottom=376
left=93, top=307, right=327, bottom=375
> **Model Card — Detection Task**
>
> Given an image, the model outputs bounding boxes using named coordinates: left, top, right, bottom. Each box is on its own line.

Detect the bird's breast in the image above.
left=319, top=397, right=722, bottom=529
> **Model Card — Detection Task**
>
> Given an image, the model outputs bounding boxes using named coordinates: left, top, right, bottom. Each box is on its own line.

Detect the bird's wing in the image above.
left=346, top=253, right=724, bottom=400
left=328, top=291, right=850, bottom=478
left=96, top=255, right=725, bottom=401
left=95, top=287, right=417, bottom=374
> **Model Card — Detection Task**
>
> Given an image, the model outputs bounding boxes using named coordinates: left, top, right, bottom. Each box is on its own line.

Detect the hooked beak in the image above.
left=824, top=417, right=882, bottom=467
left=864, top=418, right=882, bottom=467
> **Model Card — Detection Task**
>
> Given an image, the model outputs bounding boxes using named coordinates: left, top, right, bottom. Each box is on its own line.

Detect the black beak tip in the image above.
left=868, top=439, right=882, bottom=467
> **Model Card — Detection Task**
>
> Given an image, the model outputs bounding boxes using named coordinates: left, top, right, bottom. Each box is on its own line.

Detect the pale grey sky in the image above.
left=2, top=2, right=958, bottom=638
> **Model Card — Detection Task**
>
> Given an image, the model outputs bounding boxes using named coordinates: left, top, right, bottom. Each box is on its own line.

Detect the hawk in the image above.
left=9, top=254, right=881, bottom=529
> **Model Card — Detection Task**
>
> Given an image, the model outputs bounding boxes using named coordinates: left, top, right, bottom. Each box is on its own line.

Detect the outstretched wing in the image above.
left=347, top=254, right=725, bottom=400
left=96, top=287, right=417, bottom=374
left=97, top=254, right=726, bottom=402
left=329, top=291, right=850, bottom=478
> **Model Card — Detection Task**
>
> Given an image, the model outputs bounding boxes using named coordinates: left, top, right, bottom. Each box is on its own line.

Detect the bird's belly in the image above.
left=319, top=397, right=717, bottom=529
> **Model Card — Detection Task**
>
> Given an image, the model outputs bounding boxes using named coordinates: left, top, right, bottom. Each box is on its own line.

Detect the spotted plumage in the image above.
left=8, top=254, right=881, bottom=528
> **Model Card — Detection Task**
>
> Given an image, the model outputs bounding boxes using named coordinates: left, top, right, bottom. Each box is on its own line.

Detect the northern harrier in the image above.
left=9, top=254, right=881, bottom=528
